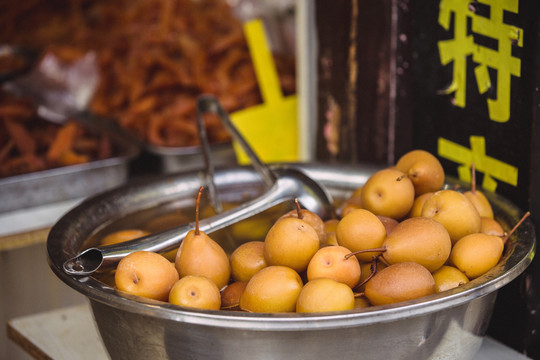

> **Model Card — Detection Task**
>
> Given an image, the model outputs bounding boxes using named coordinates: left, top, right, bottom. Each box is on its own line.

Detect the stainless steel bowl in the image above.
left=47, top=163, right=536, bottom=360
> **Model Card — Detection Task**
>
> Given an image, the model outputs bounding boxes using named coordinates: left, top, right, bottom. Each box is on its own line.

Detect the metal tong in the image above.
left=62, top=95, right=333, bottom=276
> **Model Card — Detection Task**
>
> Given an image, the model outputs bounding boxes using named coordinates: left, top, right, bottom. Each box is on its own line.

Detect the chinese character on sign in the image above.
left=437, top=0, right=523, bottom=122
left=438, top=135, right=518, bottom=192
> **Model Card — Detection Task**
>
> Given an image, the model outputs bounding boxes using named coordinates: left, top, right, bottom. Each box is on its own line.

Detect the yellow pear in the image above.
left=421, top=189, right=481, bottom=244
left=480, top=217, right=505, bottom=236
left=356, top=260, right=387, bottom=292
left=239, top=266, right=303, bottom=313
left=101, top=229, right=150, bottom=246
left=168, top=275, right=221, bottom=310
left=278, top=200, right=327, bottom=245
left=381, top=217, right=452, bottom=272
left=336, top=209, right=386, bottom=262
left=464, top=189, right=494, bottom=219
left=296, top=278, right=355, bottom=313
left=230, top=241, right=267, bottom=283
left=364, top=262, right=435, bottom=306
left=323, top=219, right=340, bottom=246
left=115, top=250, right=179, bottom=301
left=395, top=149, right=445, bottom=195
left=463, top=163, right=494, bottom=219
left=175, top=187, right=231, bottom=290
left=220, top=281, right=247, bottom=309
left=306, top=245, right=361, bottom=288
left=432, top=265, right=469, bottom=292
left=450, top=233, right=504, bottom=279
left=263, top=216, right=320, bottom=273
left=407, top=192, right=433, bottom=218
left=361, top=168, right=415, bottom=220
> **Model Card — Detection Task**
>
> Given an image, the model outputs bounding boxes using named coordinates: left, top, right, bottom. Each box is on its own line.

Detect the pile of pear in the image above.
left=111, top=149, right=529, bottom=314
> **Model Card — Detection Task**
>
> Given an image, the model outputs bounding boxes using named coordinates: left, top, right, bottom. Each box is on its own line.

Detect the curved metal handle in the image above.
left=197, top=95, right=276, bottom=188
left=62, top=168, right=310, bottom=276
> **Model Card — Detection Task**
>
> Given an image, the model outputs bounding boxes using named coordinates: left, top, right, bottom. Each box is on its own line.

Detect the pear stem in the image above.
left=344, top=247, right=386, bottom=260
left=354, top=256, right=379, bottom=291
left=503, top=211, right=531, bottom=245
left=195, top=186, right=203, bottom=235
left=471, top=162, right=477, bottom=193
left=294, top=198, right=303, bottom=219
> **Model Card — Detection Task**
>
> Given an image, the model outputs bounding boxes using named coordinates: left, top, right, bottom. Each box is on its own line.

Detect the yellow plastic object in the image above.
left=230, top=19, right=299, bottom=164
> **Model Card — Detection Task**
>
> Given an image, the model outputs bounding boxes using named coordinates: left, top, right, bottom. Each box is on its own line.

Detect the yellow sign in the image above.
left=230, top=19, right=299, bottom=164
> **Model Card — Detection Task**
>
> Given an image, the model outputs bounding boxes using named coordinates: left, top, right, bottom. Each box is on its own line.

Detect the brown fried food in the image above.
left=0, top=0, right=296, bottom=148
left=0, top=91, right=116, bottom=178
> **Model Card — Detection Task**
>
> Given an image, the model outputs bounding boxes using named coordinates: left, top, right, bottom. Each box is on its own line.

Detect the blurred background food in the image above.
left=0, top=0, right=296, bottom=148
left=0, top=90, right=118, bottom=178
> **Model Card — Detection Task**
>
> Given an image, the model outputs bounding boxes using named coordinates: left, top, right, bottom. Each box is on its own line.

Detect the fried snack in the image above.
left=0, top=91, right=114, bottom=178
left=0, top=0, right=296, bottom=148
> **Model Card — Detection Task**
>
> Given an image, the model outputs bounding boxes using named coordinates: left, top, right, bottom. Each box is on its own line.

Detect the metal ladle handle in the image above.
left=197, top=95, right=276, bottom=188
left=62, top=167, right=310, bottom=276
left=61, top=95, right=332, bottom=276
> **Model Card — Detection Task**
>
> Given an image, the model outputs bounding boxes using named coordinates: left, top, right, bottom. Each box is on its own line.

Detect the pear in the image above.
left=101, top=229, right=151, bottom=246
left=354, top=297, right=371, bottom=309
left=239, top=265, right=303, bottom=313
left=230, top=241, right=267, bottom=283
left=462, top=163, right=494, bottom=219
left=452, top=211, right=531, bottom=279
left=278, top=199, right=327, bottom=245
left=379, top=217, right=452, bottom=272
left=115, top=250, right=179, bottom=301
left=175, top=187, right=231, bottom=290
left=395, top=149, right=445, bottom=195
left=340, top=187, right=364, bottom=217
left=480, top=217, right=505, bottom=236
left=432, top=265, right=469, bottom=292
left=364, top=262, right=436, bottom=306
left=335, top=209, right=386, bottom=262
left=464, top=189, right=494, bottom=219
left=377, top=215, right=399, bottom=235
left=306, top=245, right=361, bottom=288
left=263, top=216, right=320, bottom=273
left=341, top=200, right=363, bottom=218
left=324, top=219, right=340, bottom=234
left=220, top=281, right=247, bottom=309
left=323, top=219, right=340, bottom=246
left=421, top=189, right=481, bottom=244
left=356, top=259, right=387, bottom=292
left=168, top=275, right=221, bottom=310
left=449, top=233, right=504, bottom=279
left=361, top=168, right=415, bottom=220
left=296, top=278, right=355, bottom=313
left=407, top=192, right=433, bottom=218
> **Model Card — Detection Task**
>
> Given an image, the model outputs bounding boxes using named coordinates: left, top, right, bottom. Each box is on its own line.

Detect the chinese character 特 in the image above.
left=437, top=0, right=523, bottom=122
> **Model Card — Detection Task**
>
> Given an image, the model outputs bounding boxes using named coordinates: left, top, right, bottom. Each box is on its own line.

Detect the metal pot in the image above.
left=47, top=163, right=536, bottom=360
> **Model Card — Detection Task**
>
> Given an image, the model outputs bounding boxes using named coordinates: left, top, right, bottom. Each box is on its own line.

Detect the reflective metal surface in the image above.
left=0, top=122, right=139, bottom=214
left=47, top=163, right=536, bottom=360
left=62, top=165, right=333, bottom=276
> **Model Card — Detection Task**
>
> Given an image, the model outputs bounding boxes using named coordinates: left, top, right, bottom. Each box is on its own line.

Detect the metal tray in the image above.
left=0, top=127, right=140, bottom=214
left=145, top=141, right=237, bottom=174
